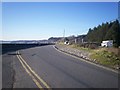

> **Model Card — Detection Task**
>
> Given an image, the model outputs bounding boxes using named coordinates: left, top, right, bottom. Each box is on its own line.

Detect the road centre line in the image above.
left=16, top=51, right=51, bottom=89
left=16, top=52, right=43, bottom=89
left=18, top=52, right=51, bottom=89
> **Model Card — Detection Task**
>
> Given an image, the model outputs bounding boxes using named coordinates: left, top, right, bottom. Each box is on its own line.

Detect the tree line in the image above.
left=85, top=20, right=120, bottom=47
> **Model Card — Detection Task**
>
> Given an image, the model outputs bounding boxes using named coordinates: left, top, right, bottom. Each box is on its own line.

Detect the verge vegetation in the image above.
left=57, top=43, right=120, bottom=70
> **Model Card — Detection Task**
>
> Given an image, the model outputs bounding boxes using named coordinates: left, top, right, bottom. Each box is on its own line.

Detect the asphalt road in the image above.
left=2, top=45, right=118, bottom=88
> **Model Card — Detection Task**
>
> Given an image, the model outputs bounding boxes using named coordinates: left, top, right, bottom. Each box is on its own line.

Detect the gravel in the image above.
left=55, top=44, right=120, bottom=70
left=55, top=44, right=91, bottom=61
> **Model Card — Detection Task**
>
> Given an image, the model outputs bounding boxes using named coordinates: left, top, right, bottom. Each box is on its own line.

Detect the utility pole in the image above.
left=63, top=29, right=65, bottom=38
left=63, top=29, right=65, bottom=42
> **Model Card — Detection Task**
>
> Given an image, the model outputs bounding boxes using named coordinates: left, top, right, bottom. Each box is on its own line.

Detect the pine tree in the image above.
left=86, top=19, right=120, bottom=47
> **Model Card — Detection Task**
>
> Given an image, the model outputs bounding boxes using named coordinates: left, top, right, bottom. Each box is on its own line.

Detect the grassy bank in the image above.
left=57, top=43, right=120, bottom=69
left=69, top=44, right=92, bottom=52
left=90, top=48, right=120, bottom=69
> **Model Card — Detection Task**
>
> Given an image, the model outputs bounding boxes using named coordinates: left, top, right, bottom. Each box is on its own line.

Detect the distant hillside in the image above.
left=85, top=20, right=120, bottom=47
left=48, top=37, right=62, bottom=42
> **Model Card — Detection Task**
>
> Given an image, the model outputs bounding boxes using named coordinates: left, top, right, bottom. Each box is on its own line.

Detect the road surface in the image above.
left=2, top=45, right=118, bottom=88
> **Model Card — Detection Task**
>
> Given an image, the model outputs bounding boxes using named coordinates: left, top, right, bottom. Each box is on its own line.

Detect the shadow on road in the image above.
left=1, top=43, right=54, bottom=55
left=2, top=43, right=54, bottom=88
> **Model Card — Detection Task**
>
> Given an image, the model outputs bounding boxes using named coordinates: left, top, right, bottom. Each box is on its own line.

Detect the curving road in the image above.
left=2, top=45, right=118, bottom=88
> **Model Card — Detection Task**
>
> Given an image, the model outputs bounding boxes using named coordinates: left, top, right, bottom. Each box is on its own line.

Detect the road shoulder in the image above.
left=54, top=44, right=118, bottom=74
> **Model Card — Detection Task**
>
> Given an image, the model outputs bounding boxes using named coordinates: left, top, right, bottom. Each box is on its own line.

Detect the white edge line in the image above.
left=53, top=45, right=118, bottom=74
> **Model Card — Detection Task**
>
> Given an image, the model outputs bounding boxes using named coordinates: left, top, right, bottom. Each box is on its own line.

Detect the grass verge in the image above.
left=90, top=48, right=120, bottom=69
left=57, top=43, right=120, bottom=69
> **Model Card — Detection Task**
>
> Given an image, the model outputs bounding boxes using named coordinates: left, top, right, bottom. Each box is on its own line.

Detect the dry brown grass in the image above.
left=106, top=47, right=120, bottom=56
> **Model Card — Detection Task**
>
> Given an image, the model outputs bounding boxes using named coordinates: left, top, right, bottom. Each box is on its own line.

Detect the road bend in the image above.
left=2, top=45, right=118, bottom=88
